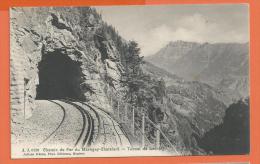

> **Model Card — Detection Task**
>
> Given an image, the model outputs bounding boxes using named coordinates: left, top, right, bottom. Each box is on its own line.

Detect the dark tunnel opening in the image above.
left=36, top=51, right=85, bottom=101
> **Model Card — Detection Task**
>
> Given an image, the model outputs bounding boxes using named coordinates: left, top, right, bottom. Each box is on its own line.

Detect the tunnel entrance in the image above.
left=36, top=51, right=85, bottom=100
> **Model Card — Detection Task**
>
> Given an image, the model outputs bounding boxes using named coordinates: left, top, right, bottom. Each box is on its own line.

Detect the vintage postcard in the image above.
left=10, top=4, right=249, bottom=158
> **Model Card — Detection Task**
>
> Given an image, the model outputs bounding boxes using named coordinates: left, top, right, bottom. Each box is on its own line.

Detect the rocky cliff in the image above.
left=10, top=7, right=127, bottom=142
left=142, top=61, right=229, bottom=154
left=10, top=7, right=240, bottom=155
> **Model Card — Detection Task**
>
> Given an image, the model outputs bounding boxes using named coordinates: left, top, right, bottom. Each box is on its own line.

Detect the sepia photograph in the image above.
left=10, top=4, right=249, bottom=158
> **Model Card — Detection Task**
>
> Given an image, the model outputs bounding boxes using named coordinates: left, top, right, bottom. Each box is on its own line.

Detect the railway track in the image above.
left=61, top=99, right=95, bottom=148
left=67, top=98, right=131, bottom=147
left=79, top=101, right=131, bottom=147
left=40, top=100, right=95, bottom=148
left=64, top=98, right=101, bottom=144
left=40, top=100, right=66, bottom=145
left=40, top=99, right=130, bottom=148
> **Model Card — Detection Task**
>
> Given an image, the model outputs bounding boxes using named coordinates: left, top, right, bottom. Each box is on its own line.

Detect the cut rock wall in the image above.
left=10, top=7, right=125, bottom=129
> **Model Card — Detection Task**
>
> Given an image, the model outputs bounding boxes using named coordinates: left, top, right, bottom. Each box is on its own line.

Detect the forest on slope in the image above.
left=11, top=6, right=249, bottom=155
left=92, top=8, right=249, bottom=154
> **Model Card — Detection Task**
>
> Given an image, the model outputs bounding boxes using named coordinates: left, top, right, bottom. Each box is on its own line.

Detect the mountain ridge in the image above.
left=145, top=40, right=249, bottom=102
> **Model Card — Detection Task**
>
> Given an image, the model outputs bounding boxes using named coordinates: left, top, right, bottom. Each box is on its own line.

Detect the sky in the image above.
left=95, top=4, right=249, bottom=56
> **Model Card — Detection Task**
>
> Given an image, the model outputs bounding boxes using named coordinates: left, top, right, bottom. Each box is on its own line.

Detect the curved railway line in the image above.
left=40, top=100, right=94, bottom=148
left=64, top=98, right=102, bottom=144
left=60, top=99, right=95, bottom=147
left=74, top=100, right=131, bottom=146
left=40, top=100, right=67, bottom=145
left=40, top=99, right=130, bottom=148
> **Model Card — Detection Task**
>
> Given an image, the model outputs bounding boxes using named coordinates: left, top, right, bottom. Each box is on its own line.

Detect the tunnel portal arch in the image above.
left=36, top=50, right=85, bottom=101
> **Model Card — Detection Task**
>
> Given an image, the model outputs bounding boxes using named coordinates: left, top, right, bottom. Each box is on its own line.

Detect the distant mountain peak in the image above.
left=145, top=41, right=249, bottom=101
left=166, top=40, right=201, bottom=49
left=146, top=40, right=200, bottom=61
left=169, top=40, right=199, bottom=45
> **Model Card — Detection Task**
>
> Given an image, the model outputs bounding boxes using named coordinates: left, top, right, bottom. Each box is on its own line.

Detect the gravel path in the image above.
left=15, top=100, right=130, bottom=149
left=16, top=100, right=83, bottom=148
left=41, top=100, right=84, bottom=148
left=16, top=100, right=64, bottom=146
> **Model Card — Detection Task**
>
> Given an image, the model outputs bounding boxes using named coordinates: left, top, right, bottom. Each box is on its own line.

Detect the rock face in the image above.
left=197, top=98, right=249, bottom=155
left=10, top=7, right=125, bottom=133
left=143, top=58, right=249, bottom=155
left=10, top=7, right=248, bottom=155
left=142, top=61, right=228, bottom=154
left=145, top=41, right=249, bottom=102
left=166, top=82, right=228, bottom=153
